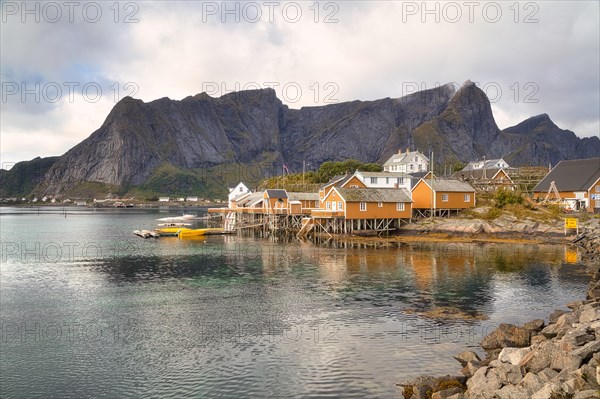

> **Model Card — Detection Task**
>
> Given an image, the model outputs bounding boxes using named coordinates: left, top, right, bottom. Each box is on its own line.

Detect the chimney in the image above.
left=398, top=149, right=402, bottom=154
left=406, top=148, right=409, bottom=154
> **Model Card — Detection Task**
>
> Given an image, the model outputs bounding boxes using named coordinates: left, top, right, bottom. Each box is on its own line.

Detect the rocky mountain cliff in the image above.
left=4, top=80, right=598, bottom=197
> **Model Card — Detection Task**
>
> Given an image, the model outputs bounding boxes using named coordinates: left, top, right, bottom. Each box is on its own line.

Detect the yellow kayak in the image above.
left=178, top=228, right=225, bottom=238
left=157, top=227, right=191, bottom=235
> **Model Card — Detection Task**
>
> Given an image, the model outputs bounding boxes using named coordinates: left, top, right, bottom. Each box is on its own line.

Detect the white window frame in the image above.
left=338, top=201, right=343, bottom=210
left=441, top=193, right=449, bottom=202
left=332, top=201, right=337, bottom=211
left=596, top=186, right=600, bottom=193
left=464, top=194, right=470, bottom=202
left=326, top=201, right=331, bottom=210
left=370, top=177, right=377, bottom=184
left=396, top=202, right=405, bottom=211
left=378, top=202, right=383, bottom=207
left=360, top=202, right=367, bottom=211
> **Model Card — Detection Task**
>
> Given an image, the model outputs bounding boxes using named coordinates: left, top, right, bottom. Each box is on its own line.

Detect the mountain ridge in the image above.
left=2, top=81, right=598, bottom=198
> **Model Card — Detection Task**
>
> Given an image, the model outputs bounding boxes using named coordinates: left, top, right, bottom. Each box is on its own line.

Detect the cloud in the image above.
left=1, top=0, right=598, bottom=166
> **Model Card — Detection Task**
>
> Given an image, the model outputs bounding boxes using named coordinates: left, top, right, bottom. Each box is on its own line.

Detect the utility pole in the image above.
left=430, top=151, right=434, bottom=220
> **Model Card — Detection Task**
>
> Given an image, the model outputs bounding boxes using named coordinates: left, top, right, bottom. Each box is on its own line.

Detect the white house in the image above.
left=228, top=182, right=251, bottom=208
left=158, top=197, right=170, bottom=202
left=462, top=158, right=510, bottom=172
left=186, top=196, right=199, bottom=202
left=353, top=171, right=413, bottom=191
left=383, top=149, right=429, bottom=173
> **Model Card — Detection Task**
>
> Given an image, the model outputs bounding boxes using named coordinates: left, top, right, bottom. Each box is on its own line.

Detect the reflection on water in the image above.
left=0, top=208, right=591, bottom=398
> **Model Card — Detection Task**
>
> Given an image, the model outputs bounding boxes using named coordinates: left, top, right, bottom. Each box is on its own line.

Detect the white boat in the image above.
left=157, top=222, right=192, bottom=227
left=156, top=214, right=198, bottom=222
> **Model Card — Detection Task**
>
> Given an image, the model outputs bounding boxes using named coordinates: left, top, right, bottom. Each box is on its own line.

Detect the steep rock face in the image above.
left=490, top=114, right=600, bottom=166
left=411, top=81, right=501, bottom=162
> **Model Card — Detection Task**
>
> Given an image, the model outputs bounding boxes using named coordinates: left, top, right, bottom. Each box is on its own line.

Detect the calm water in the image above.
left=0, top=207, right=590, bottom=398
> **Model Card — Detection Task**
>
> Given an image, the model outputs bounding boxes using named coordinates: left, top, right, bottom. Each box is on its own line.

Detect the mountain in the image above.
left=0, top=156, right=59, bottom=198
left=490, top=114, right=600, bottom=166
left=5, top=80, right=598, bottom=198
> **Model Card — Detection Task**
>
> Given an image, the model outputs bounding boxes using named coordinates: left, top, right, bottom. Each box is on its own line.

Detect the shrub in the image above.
left=495, top=189, right=524, bottom=208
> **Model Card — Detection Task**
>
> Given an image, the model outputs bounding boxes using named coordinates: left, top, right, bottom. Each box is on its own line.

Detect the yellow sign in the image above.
left=565, top=218, right=578, bottom=229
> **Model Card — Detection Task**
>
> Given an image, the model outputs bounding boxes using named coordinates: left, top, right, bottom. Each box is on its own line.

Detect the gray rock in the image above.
left=498, top=347, right=531, bottom=365
left=519, top=342, right=559, bottom=373
left=550, top=309, right=568, bottom=324
left=572, top=390, right=600, bottom=399
left=524, top=319, right=545, bottom=332
left=531, top=382, right=569, bottom=399
left=572, top=340, right=600, bottom=362
left=460, top=361, right=480, bottom=378
left=453, top=350, right=481, bottom=367
left=496, top=362, right=524, bottom=385
left=537, top=368, right=559, bottom=382
left=550, top=351, right=582, bottom=372
left=495, top=385, right=530, bottom=399
left=466, top=367, right=503, bottom=399
left=431, top=387, right=464, bottom=399
left=481, top=323, right=531, bottom=349
left=518, top=372, right=545, bottom=394
left=579, top=306, right=600, bottom=324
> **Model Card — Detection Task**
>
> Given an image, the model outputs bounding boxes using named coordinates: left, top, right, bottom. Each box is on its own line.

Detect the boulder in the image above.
left=550, top=351, right=582, bottom=372
left=453, top=350, right=481, bottom=367
left=519, top=342, right=559, bottom=373
left=518, top=372, right=545, bottom=395
left=498, top=347, right=531, bottom=365
left=494, top=385, right=530, bottom=399
left=579, top=306, right=600, bottom=324
left=496, top=362, right=524, bottom=385
left=460, top=361, right=480, bottom=378
left=481, top=323, right=531, bottom=349
left=465, top=367, right=503, bottom=399
left=523, top=319, right=545, bottom=332
left=431, top=387, right=463, bottom=399
left=572, top=340, right=600, bottom=362
left=531, top=382, right=570, bottom=399
left=573, top=390, right=600, bottom=399
left=549, top=309, right=568, bottom=323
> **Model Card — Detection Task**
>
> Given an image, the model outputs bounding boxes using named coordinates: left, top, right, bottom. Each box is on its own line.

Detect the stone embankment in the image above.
left=400, top=219, right=600, bottom=399
left=574, top=220, right=600, bottom=267
left=406, top=214, right=565, bottom=237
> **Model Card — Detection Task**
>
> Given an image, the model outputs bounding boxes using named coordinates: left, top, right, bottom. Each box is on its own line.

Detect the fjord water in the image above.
left=0, top=207, right=590, bottom=398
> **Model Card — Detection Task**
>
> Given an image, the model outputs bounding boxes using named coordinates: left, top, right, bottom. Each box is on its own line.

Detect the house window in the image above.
left=338, top=201, right=343, bottom=210
left=370, top=177, right=377, bottom=184
left=326, top=201, right=331, bottom=210
left=239, top=187, right=244, bottom=192
left=350, top=185, right=359, bottom=188
left=409, top=164, right=414, bottom=171
left=442, top=193, right=449, bottom=202
left=596, top=186, right=600, bottom=193
left=378, top=202, right=383, bottom=207
left=464, top=194, right=470, bottom=202
left=386, top=177, right=390, bottom=184
left=360, top=202, right=367, bottom=211
left=596, top=200, right=600, bottom=208
left=396, top=202, right=405, bottom=211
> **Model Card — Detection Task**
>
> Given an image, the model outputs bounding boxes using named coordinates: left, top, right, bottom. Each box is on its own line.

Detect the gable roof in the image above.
left=452, top=168, right=513, bottom=181
left=383, top=150, right=429, bottom=167
left=416, top=178, right=476, bottom=192
left=320, top=174, right=354, bottom=190
left=335, top=188, right=412, bottom=203
left=236, top=192, right=263, bottom=207
left=461, top=159, right=510, bottom=171
left=228, top=181, right=249, bottom=192
left=288, top=192, right=319, bottom=201
left=265, top=189, right=288, bottom=198
left=533, top=157, right=600, bottom=192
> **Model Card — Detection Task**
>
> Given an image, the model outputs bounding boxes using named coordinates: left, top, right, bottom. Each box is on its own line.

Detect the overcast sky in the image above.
left=1, top=0, right=599, bottom=167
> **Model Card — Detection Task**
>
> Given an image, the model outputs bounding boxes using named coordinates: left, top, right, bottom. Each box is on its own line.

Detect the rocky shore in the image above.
left=400, top=219, right=600, bottom=399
